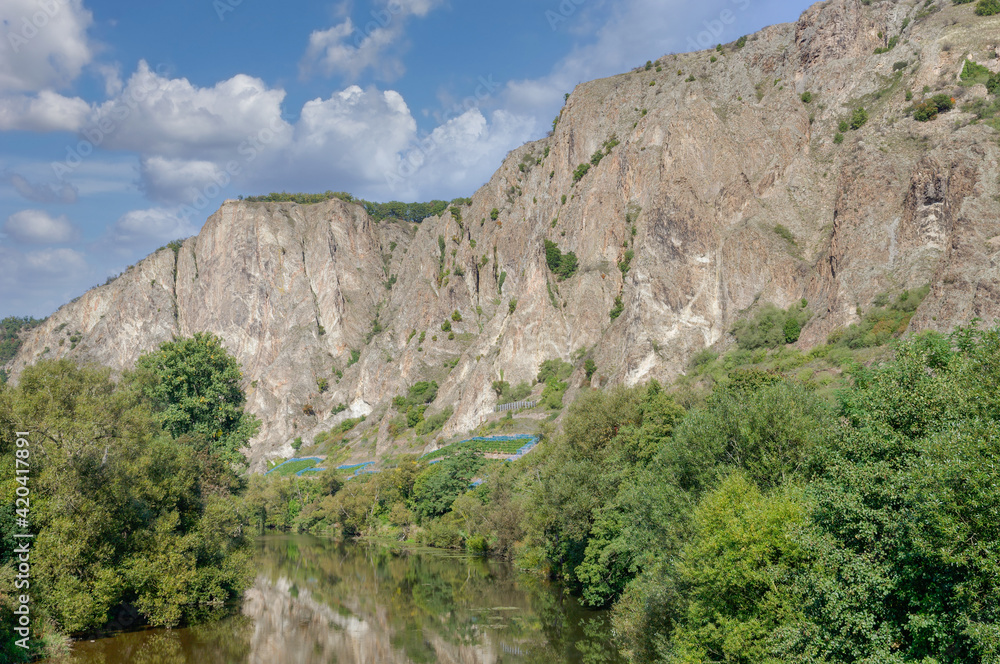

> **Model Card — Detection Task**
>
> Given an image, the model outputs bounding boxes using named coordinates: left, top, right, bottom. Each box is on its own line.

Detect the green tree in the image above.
left=133, top=332, right=260, bottom=468
left=411, top=451, right=485, bottom=520
left=0, top=360, right=252, bottom=646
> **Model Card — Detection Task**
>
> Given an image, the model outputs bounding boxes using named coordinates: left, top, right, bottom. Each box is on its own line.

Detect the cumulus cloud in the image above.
left=91, top=61, right=290, bottom=158
left=300, top=0, right=445, bottom=81
left=0, top=0, right=93, bottom=93
left=3, top=209, right=78, bottom=243
left=0, top=89, right=91, bottom=131
left=5, top=172, right=78, bottom=203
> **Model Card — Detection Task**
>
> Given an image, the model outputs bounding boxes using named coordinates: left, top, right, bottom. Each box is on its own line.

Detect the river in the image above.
left=51, top=535, right=624, bottom=663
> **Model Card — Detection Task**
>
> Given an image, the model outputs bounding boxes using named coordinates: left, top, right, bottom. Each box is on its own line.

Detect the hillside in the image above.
left=5, top=0, right=1000, bottom=470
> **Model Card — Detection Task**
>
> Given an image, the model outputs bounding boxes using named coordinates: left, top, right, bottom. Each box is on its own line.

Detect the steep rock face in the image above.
left=7, top=0, right=1000, bottom=469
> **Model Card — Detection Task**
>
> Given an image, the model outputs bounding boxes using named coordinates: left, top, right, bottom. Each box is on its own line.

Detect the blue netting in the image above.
left=265, top=457, right=325, bottom=475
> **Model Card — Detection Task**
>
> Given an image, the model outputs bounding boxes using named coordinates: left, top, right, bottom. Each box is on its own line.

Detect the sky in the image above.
left=0, top=0, right=814, bottom=319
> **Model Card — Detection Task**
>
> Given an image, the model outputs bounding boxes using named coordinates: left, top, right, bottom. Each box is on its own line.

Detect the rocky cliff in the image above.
left=6, top=0, right=1000, bottom=469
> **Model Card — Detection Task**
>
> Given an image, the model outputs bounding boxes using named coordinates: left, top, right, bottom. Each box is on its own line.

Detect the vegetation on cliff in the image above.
left=240, top=190, right=474, bottom=224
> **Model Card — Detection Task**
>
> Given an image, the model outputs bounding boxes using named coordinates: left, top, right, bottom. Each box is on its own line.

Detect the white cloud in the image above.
left=300, top=0, right=445, bottom=81
left=0, top=90, right=91, bottom=131
left=0, top=0, right=93, bottom=93
left=22, top=246, right=87, bottom=274
left=503, top=0, right=756, bottom=130
left=3, top=209, right=78, bottom=243
left=138, top=156, right=228, bottom=205
left=0, top=245, right=93, bottom=317
left=91, top=61, right=291, bottom=159
left=106, top=207, right=197, bottom=249
left=5, top=172, right=78, bottom=203
left=302, top=19, right=404, bottom=81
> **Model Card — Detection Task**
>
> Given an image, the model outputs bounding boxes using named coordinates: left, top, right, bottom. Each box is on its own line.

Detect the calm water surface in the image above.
left=53, top=535, right=623, bottom=664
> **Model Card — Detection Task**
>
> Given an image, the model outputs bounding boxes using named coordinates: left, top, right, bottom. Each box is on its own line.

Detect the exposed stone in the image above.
left=6, top=0, right=1000, bottom=470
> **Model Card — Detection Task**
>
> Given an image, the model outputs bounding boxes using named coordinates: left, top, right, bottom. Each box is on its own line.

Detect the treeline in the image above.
left=241, top=190, right=473, bottom=224
left=253, top=325, right=1000, bottom=662
left=0, top=333, right=259, bottom=662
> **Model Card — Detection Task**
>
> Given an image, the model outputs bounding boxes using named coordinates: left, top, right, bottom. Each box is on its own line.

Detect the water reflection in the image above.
left=54, top=535, right=622, bottom=664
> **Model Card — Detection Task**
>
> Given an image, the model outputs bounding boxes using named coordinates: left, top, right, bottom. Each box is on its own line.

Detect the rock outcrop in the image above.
left=6, top=0, right=1000, bottom=469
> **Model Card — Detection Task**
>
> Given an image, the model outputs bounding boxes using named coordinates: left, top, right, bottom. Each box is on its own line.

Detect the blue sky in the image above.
left=0, top=0, right=814, bottom=319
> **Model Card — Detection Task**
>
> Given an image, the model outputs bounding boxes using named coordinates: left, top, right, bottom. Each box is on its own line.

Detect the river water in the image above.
left=53, top=535, right=623, bottom=664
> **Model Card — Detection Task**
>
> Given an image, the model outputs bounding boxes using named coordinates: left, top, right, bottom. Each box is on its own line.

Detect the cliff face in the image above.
left=7, top=0, right=1000, bottom=469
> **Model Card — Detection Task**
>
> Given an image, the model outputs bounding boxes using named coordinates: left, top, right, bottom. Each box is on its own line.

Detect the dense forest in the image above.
left=0, top=333, right=259, bottom=662
left=248, top=324, right=1000, bottom=663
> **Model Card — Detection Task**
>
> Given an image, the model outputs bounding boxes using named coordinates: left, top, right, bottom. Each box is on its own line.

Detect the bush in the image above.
left=975, top=0, right=1000, bottom=15
left=730, top=301, right=812, bottom=350
left=490, top=208, right=499, bottom=221
left=800, top=91, right=812, bottom=103
left=827, top=285, right=930, bottom=348
left=914, top=94, right=954, bottom=121
left=538, top=359, right=574, bottom=384
left=610, top=296, right=624, bottom=320
left=572, top=163, right=591, bottom=182
left=961, top=58, right=992, bottom=85
left=543, top=240, right=579, bottom=280
left=849, top=106, right=869, bottom=130
left=540, top=376, right=569, bottom=409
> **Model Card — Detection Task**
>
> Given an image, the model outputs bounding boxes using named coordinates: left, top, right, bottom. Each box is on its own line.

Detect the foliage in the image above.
left=133, top=332, right=260, bottom=468
left=961, top=58, right=993, bottom=85
left=537, top=358, right=574, bottom=384
left=610, top=296, right=624, bottom=320
left=0, top=317, right=43, bottom=378
left=730, top=300, right=812, bottom=350
left=393, top=381, right=439, bottom=412
left=572, top=163, right=591, bottom=182
left=543, top=240, right=579, bottom=280
left=0, top=360, right=252, bottom=652
left=914, top=93, right=955, bottom=121
left=411, top=451, right=485, bottom=520
left=800, top=91, right=813, bottom=103
left=850, top=106, right=869, bottom=130
left=242, top=191, right=450, bottom=223
left=584, top=358, right=598, bottom=380
left=498, top=381, right=532, bottom=405
left=976, top=0, right=1000, bottom=15
left=827, top=285, right=929, bottom=348
left=415, top=405, right=452, bottom=436
left=540, top=376, right=569, bottom=410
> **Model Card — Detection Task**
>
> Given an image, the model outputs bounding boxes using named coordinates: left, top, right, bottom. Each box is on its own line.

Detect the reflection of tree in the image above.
left=58, top=536, right=622, bottom=664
